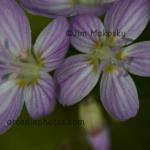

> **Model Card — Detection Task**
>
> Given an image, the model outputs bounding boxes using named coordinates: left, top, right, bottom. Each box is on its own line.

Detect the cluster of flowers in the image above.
left=0, top=0, right=150, bottom=148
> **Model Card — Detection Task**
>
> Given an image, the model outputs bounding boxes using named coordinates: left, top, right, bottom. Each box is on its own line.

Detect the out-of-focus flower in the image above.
left=0, top=0, right=69, bottom=134
left=79, top=97, right=110, bottom=150
left=56, top=0, right=150, bottom=121
left=20, top=0, right=115, bottom=17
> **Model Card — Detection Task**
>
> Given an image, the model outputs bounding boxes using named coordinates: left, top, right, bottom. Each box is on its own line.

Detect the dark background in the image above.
left=0, top=8, right=150, bottom=150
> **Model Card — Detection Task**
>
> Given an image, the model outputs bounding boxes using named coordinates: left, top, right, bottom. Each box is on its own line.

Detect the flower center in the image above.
left=10, top=51, right=43, bottom=87
left=94, top=42, right=112, bottom=61
left=89, top=36, right=126, bottom=72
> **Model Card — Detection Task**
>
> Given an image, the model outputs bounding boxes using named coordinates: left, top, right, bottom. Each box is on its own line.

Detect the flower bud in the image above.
left=79, top=96, right=104, bottom=135
left=79, top=96, right=110, bottom=150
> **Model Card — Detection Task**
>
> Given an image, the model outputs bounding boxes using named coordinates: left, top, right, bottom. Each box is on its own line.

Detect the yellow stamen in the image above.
left=17, top=76, right=40, bottom=88
left=35, top=53, right=44, bottom=68
left=115, top=51, right=126, bottom=60
left=95, top=41, right=102, bottom=49
left=104, top=65, right=117, bottom=73
left=17, top=80, right=28, bottom=88
left=88, top=56, right=99, bottom=71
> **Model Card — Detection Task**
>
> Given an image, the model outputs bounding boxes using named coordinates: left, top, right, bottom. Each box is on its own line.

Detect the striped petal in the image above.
left=20, top=0, right=75, bottom=17
left=124, top=42, right=150, bottom=77
left=0, top=0, right=31, bottom=56
left=0, top=45, right=21, bottom=84
left=55, top=54, right=100, bottom=106
left=74, top=2, right=113, bottom=16
left=75, top=0, right=112, bottom=16
left=100, top=68, right=139, bottom=121
left=0, top=80, right=24, bottom=134
left=87, top=127, right=110, bottom=150
left=71, top=15, right=105, bottom=53
left=20, top=0, right=114, bottom=17
left=24, top=72, right=56, bottom=119
left=34, top=17, right=70, bottom=72
left=0, top=46, right=12, bottom=82
left=104, top=0, right=150, bottom=45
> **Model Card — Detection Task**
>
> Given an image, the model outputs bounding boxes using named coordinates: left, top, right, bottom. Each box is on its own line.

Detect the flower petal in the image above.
left=20, top=0, right=114, bottom=17
left=20, top=0, right=75, bottom=17
left=0, top=0, right=31, bottom=56
left=75, top=2, right=114, bottom=16
left=71, top=15, right=105, bottom=53
left=0, top=46, right=12, bottom=82
left=100, top=68, right=139, bottom=121
left=124, top=42, right=150, bottom=77
left=24, top=72, right=56, bottom=119
left=87, top=127, right=110, bottom=150
left=0, top=80, right=24, bottom=134
left=34, top=17, right=70, bottom=72
left=55, top=54, right=100, bottom=106
left=104, top=0, right=150, bottom=44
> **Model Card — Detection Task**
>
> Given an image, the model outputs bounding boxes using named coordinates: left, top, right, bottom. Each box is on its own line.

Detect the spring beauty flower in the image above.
left=0, top=0, right=69, bottom=134
left=20, top=0, right=115, bottom=18
left=56, top=0, right=150, bottom=121
left=79, top=97, right=110, bottom=150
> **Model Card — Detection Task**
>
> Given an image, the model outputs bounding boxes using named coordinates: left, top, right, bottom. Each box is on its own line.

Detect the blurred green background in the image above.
left=0, top=7, right=150, bottom=150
